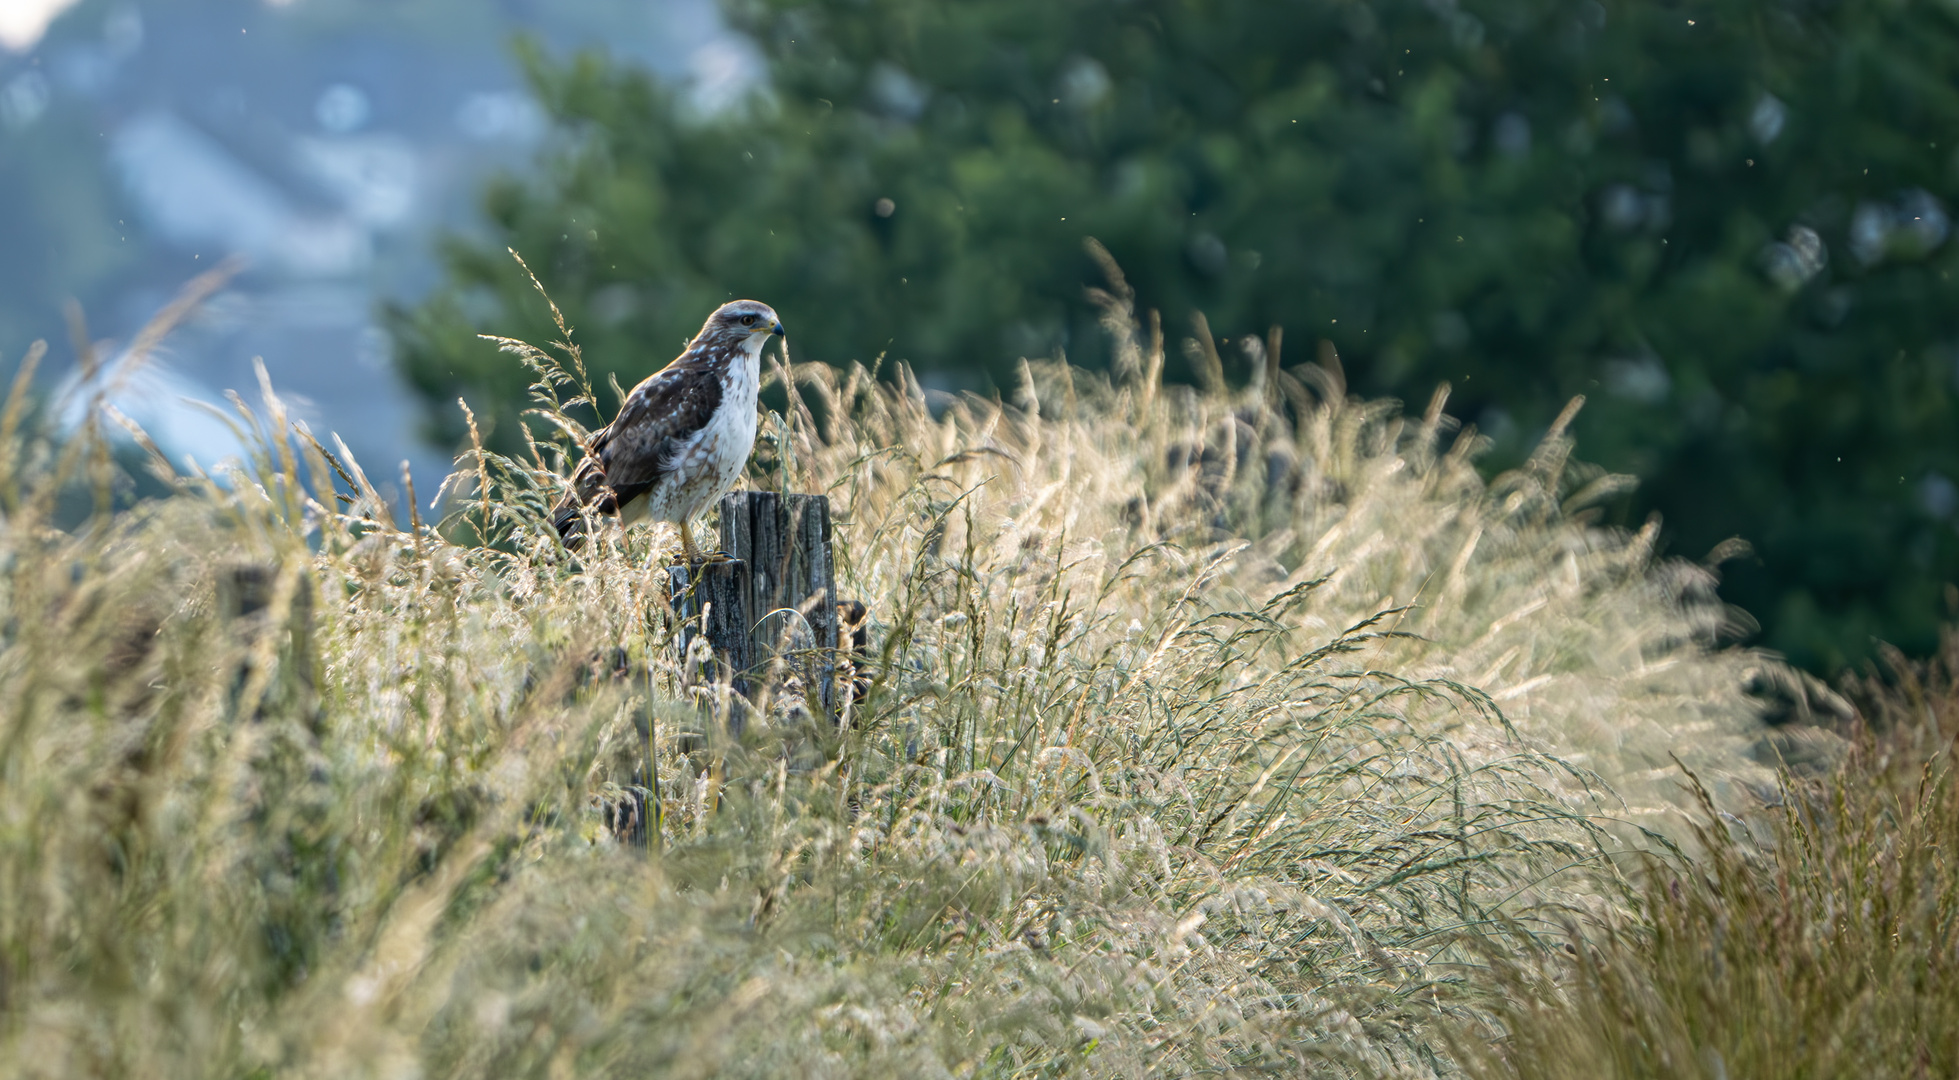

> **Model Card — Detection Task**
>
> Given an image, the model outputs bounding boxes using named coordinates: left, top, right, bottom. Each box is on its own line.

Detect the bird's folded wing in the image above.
left=579, top=361, right=726, bottom=511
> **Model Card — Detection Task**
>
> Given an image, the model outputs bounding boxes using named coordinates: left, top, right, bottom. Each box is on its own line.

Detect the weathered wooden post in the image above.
left=626, top=497, right=843, bottom=845
left=219, top=561, right=319, bottom=728
left=665, top=559, right=754, bottom=723
left=718, top=492, right=839, bottom=719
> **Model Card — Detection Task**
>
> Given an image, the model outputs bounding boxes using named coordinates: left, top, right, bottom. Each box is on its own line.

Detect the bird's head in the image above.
left=700, top=300, right=785, bottom=349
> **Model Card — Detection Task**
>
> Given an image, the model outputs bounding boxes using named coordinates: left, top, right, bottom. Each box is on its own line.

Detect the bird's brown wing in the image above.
left=551, top=357, right=725, bottom=544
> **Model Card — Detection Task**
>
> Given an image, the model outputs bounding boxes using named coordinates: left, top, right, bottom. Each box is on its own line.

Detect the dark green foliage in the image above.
left=391, top=0, right=1959, bottom=671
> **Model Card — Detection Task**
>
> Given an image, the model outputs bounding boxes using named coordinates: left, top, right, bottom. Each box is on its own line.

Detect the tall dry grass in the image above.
left=0, top=266, right=1798, bottom=1077
left=1457, top=640, right=1957, bottom=1080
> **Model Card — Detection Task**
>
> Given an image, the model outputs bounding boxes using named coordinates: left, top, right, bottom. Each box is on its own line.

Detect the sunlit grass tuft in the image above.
left=0, top=269, right=1798, bottom=1077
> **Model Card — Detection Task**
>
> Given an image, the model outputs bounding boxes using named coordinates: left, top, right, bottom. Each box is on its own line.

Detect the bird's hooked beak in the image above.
left=769, top=319, right=786, bottom=338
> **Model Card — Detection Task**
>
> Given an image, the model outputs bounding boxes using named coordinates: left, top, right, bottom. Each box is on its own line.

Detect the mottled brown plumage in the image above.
left=552, top=300, right=784, bottom=559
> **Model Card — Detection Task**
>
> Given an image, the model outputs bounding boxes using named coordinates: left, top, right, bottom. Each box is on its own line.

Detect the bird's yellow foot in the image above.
left=668, top=551, right=736, bottom=567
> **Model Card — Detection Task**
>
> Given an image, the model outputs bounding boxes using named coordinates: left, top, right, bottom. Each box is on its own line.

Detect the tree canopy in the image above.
left=391, top=0, right=1959, bottom=672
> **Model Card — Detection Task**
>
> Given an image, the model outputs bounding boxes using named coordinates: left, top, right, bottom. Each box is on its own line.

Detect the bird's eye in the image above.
left=740, top=314, right=756, bottom=326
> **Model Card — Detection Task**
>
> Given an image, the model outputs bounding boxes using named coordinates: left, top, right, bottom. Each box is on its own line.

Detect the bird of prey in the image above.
left=551, top=299, right=784, bottom=561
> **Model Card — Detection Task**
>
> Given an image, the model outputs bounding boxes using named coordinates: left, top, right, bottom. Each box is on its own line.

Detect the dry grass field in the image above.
left=1, top=265, right=1945, bottom=1077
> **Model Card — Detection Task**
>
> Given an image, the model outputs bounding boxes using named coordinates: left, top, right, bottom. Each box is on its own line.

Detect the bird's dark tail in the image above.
left=552, top=455, right=612, bottom=551
left=551, top=499, right=588, bottom=551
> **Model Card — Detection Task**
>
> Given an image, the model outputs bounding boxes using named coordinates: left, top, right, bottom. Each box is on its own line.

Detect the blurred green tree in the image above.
left=391, top=0, right=1959, bottom=672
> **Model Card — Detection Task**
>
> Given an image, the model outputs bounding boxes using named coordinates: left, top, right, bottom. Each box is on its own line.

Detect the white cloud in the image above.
left=0, top=0, right=84, bottom=52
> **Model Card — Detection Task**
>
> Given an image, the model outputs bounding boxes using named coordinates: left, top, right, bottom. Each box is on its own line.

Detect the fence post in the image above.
left=718, top=492, right=839, bottom=719
left=612, top=563, right=752, bottom=851
left=219, top=561, right=318, bottom=728
left=665, top=559, right=754, bottom=723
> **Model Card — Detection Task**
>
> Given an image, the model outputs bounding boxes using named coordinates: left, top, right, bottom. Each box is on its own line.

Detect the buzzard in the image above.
left=551, top=299, right=784, bottom=561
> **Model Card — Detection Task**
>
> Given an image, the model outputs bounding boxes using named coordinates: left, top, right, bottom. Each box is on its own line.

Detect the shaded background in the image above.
left=0, top=0, right=749, bottom=489
left=7, top=0, right=1959, bottom=674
